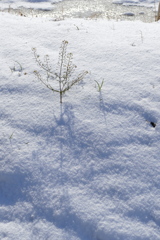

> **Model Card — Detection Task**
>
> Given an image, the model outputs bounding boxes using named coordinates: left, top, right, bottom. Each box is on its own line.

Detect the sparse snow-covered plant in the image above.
left=32, top=40, right=88, bottom=103
left=95, top=79, right=104, bottom=92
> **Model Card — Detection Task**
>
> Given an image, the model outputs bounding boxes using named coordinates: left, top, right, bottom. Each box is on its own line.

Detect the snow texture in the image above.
left=1, top=2, right=160, bottom=240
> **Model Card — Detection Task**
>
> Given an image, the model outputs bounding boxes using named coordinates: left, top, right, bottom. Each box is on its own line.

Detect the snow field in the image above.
left=1, top=11, right=160, bottom=240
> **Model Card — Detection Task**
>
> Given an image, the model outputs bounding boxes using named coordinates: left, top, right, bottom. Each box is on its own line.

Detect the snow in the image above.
left=1, top=0, right=160, bottom=239
left=0, top=0, right=159, bottom=10
left=0, top=0, right=62, bottom=10
left=113, top=0, right=159, bottom=7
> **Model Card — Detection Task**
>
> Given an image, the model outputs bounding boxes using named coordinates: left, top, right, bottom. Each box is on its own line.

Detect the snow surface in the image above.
left=1, top=1, right=160, bottom=239
left=0, top=0, right=62, bottom=10
left=113, top=0, right=159, bottom=7
left=0, top=0, right=159, bottom=9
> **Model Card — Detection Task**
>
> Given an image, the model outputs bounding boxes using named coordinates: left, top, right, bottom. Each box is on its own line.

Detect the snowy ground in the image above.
left=1, top=0, right=160, bottom=239
left=0, top=0, right=62, bottom=10
left=0, top=0, right=158, bottom=23
left=0, top=0, right=159, bottom=8
left=113, top=0, right=159, bottom=7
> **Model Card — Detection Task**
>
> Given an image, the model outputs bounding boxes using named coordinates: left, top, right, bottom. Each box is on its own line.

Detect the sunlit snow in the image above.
left=1, top=0, right=160, bottom=240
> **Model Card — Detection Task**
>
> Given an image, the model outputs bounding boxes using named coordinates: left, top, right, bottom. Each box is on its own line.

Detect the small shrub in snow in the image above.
left=32, top=40, right=88, bottom=103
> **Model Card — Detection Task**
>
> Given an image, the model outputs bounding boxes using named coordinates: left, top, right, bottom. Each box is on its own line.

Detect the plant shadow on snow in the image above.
left=27, top=103, right=107, bottom=240
left=0, top=170, right=30, bottom=205
left=3, top=98, right=159, bottom=238
left=53, top=103, right=75, bottom=149
left=0, top=84, right=29, bottom=95
left=126, top=207, right=160, bottom=227
left=51, top=102, right=113, bottom=165
left=29, top=100, right=157, bottom=240
left=102, top=99, right=157, bottom=129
